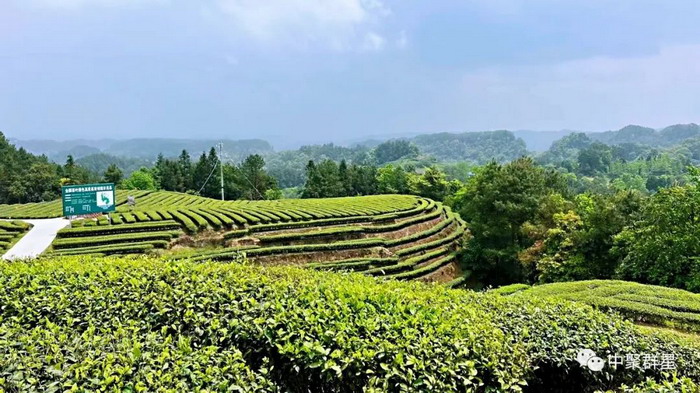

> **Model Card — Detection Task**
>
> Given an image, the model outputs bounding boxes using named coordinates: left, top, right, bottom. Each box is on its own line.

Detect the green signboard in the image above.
left=61, top=183, right=116, bottom=216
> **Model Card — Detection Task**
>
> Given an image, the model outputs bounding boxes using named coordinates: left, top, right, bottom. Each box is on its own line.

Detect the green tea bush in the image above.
left=390, top=252, right=456, bottom=280
left=52, top=230, right=180, bottom=249
left=0, top=257, right=526, bottom=392
left=385, top=211, right=453, bottom=247
left=192, top=209, right=224, bottom=229
left=256, top=226, right=366, bottom=243
left=514, top=280, right=700, bottom=333
left=489, top=283, right=531, bottom=296
left=470, top=293, right=700, bottom=392
left=241, top=216, right=372, bottom=235
left=598, top=375, right=699, bottom=393
left=394, top=225, right=465, bottom=258
left=58, top=220, right=181, bottom=238
left=179, top=210, right=209, bottom=230
left=444, top=273, right=470, bottom=288
left=0, top=220, right=27, bottom=231
left=169, top=210, right=198, bottom=233
left=0, top=257, right=698, bottom=392
left=365, top=247, right=450, bottom=275
left=49, top=241, right=166, bottom=256
left=0, top=221, right=29, bottom=253
left=309, top=257, right=400, bottom=271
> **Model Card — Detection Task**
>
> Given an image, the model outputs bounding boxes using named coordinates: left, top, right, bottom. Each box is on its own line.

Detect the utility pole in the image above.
left=218, top=142, right=225, bottom=201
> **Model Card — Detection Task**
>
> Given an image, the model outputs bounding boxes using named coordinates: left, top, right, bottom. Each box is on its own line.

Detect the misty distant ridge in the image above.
left=9, top=138, right=274, bottom=163
left=587, top=124, right=700, bottom=147
left=8, top=123, right=699, bottom=162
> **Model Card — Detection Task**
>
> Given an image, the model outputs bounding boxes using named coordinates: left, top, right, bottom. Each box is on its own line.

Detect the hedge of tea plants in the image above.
left=0, top=191, right=420, bottom=225
left=0, top=220, right=29, bottom=255
left=511, top=280, right=700, bottom=333
left=176, top=203, right=468, bottom=283
left=46, top=220, right=184, bottom=256
left=599, top=375, right=699, bottom=393
left=0, top=190, right=153, bottom=219
left=3, top=192, right=468, bottom=283
left=0, top=257, right=698, bottom=392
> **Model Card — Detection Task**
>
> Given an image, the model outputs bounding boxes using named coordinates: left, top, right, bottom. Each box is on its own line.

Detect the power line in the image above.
left=196, top=144, right=266, bottom=200
left=238, top=167, right=266, bottom=200
left=195, top=158, right=219, bottom=196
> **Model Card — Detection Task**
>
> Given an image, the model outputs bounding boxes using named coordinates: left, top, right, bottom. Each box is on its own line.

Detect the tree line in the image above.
left=449, top=157, right=700, bottom=293
left=118, top=148, right=278, bottom=201
left=0, top=133, right=97, bottom=204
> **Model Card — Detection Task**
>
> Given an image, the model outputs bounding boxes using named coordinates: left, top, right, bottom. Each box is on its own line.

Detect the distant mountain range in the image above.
left=588, top=124, right=700, bottom=147
left=9, top=123, right=699, bottom=164
left=10, top=138, right=274, bottom=163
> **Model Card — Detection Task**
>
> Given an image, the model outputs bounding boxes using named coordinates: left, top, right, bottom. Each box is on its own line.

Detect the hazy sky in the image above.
left=1, top=0, right=699, bottom=144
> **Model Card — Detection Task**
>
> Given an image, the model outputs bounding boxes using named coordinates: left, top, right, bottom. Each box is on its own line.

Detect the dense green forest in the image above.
left=12, top=123, right=700, bottom=188
left=3, top=123, right=700, bottom=293
left=0, top=134, right=94, bottom=204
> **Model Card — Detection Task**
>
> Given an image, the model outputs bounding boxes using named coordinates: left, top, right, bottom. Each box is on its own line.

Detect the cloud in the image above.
left=215, top=0, right=390, bottom=51
left=26, top=0, right=165, bottom=8
left=360, top=32, right=385, bottom=52
left=396, top=30, right=408, bottom=49
left=459, top=45, right=700, bottom=130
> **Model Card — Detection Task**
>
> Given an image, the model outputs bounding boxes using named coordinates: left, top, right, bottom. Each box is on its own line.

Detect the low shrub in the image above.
left=385, top=211, right=453, bottom=247
left=57, top=220, right=181, bottom=238
left=444, top=273, right=471, bottom=288
left=365, top=247, right=450, bottom=276
left=192, top=209, right=224, bottom=229
left=168, top=211, right=198, bottom=233
left=389, top=252, right=456, bottom=280
left=0, top=257, right=697, bottom=392
left=490, top=283, right=531, bottom=296
left=52, top=230, right=180, bottom=249
left=308, top=257, right=400, bottom=271
left=179, top=210, right=209, bottom=230
left=50, top=241, right=165, bottom=256
left=244, top=216, right=372, bottom=235
left=515, top=280, right=700, bottom=333
left=394, top=225, right=465, bottom=258
left=598, top=375, right=699, bottom=393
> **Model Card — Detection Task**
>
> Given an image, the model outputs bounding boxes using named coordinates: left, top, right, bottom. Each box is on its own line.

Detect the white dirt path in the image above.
left=2, top=218, right=70, bottom=260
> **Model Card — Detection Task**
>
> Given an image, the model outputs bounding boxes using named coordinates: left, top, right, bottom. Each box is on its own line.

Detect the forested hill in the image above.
left=539, top=124, right=700, bottom=169
left=405, top=123, right=700, bottom=154
left=11, top=138, right=273, bottom=162
left=0, top=132, right=63, bottom=204
left=107, top=138, right=273, bottom=160
left=409, top=130, right=528, bottom=162
left=589, top=123, right=700, bottom=146
left=12, top=123, right=700, bottom=166
left=8, top=123, right=700, bottom=191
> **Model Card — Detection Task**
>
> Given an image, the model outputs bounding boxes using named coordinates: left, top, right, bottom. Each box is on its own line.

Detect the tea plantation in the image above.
left=498, top=280, right=700, bottom=334
left=0, top=256, right=698, bottom=392
left=0, top=220, right=29, bottom=255
left=0, top=192, right=469, bottom=284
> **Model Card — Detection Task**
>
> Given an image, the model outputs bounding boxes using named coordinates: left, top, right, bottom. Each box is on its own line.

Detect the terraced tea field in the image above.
left=497, top=280, right=700, bottom=334
left=176, top=199, right=468, bottom=284
left=0, top=190, right=153, bottom=219
left=0, top=192, right=469, bottom=284
left=0, top=221, right=30, bottom=256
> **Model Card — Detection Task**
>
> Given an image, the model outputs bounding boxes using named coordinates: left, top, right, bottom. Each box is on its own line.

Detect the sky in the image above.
left=1, top=0, right=699, bottom=147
